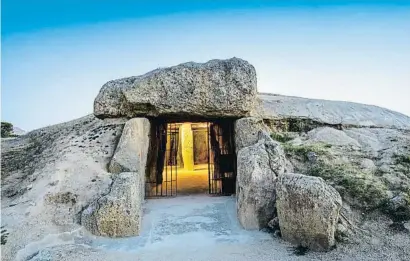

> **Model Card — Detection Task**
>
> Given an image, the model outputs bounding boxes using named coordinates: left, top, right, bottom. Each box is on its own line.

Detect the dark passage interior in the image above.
left=145, top=119, right=236, bottom=198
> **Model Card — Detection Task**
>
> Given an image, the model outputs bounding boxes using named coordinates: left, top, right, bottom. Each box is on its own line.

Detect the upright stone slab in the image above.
left=234, top=117, right=270, bottom=153
left=82, top=118, right=150, bottom=237
left=236, top=133, right=286, bottom=230
left=81, top=172, right=144, bottom=237
left=94, top=58, right=257, bottom=119
left=276, top=173, right=342, bottom=251
left=180, top=123, right=194, bottom=170
left=109, top=118, right=150, bottom=174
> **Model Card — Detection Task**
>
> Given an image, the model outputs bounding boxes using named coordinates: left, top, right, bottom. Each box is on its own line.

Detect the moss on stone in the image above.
left=282, top=142, right=331, bottom=162
left=393, top=154, right=410, bottom=165
left=271, top=131, right=407, bottom=215
left=393, top=153, right=410, bottom=178
left=405, top=191, right=410, bottom=203
left=264, top=118, right=343, bottom=133
left=278, top=140, right=389, bottom=210
left=270, top=132, right=293, bottom=143
left=307, top=162, right=389, bottom=210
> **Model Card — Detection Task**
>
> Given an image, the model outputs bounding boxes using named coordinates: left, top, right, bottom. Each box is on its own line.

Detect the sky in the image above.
left=1, top=0, right=410, bottom=131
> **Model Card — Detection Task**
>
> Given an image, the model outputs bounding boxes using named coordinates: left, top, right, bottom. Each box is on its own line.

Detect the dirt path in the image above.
left=21, top=195, right=410, bottom=261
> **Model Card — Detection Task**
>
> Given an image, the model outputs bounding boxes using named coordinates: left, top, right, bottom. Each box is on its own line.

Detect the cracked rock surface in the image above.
left=94, top=58, right=257, bottom=119
left=236, top=120, right=287, bottom=230
left=81, top=172, right=144, bottom=237
left=276, top=173, right=342, bottom=251
left=257, top=93, right=410, bottom=130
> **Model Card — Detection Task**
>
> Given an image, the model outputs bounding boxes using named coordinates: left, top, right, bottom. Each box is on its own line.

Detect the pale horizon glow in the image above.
left=2, top=6, right=410, bottom=131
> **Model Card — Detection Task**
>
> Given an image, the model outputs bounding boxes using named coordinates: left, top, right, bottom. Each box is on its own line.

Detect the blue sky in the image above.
left=2, top=1, right=410, bottom=130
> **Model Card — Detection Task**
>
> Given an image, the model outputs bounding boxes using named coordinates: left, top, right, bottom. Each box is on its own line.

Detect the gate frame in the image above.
left=207, top=119, right=237, bottom=196
left=145, top=117, right=237, bottom=198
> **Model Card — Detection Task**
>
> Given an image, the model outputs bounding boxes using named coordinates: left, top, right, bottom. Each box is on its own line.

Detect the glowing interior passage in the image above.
left=162, top=122, right=211, bottom=194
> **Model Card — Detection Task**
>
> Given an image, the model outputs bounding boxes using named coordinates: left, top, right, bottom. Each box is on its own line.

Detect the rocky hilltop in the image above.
left=258, top=93, right=410, bottom=130
left=1, top=58, right=410, bottom=261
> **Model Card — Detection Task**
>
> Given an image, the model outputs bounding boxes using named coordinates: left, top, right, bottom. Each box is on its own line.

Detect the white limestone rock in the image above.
left=276, top=173, right=342, bottom=251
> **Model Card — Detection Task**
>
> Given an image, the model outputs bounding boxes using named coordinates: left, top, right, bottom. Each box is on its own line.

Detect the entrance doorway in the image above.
left=145, top=119, right=236, bottom=198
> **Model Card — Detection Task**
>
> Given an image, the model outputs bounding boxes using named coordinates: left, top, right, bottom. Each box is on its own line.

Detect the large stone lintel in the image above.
left=94, top=58, right=257, bottom=119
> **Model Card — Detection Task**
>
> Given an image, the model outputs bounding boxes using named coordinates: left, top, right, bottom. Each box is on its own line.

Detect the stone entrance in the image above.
left=145, top=118, right=237, bottom=197
left=76, top=57, right=346, bottom=252
left=85, top=58, right=260, bottom=238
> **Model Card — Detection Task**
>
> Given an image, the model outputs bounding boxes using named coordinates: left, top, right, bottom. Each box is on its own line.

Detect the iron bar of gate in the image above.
left=146, top=119, right=236, bottom=198
left=175, top=123, right=178, bottom=195
left=154, top=126, right=157, bottom=198
left=170, top=123, right=173, bottom=196
left=171, top=123, right=174, bottom=196
left=207, top=122, right=211, bottom=194
left=215, top=124, right=219, bottom=194
left=166, top=123, right=169, bottom=196
left=218, top=124, right=221, bottom=194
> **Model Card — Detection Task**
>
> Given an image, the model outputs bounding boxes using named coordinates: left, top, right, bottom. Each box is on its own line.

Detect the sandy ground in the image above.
left=21, top=195, right=409, bottom=261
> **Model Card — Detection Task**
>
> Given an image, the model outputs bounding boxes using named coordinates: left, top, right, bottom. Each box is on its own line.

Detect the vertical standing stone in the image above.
left=236, top=135, right=286, bottom=230
left=180, top=123, right=194, bottom=171
left=108, top=118, right=150, bottom=174
left=82, top=117, right=150, bottom=237
left=81, top=172, right=144, bottom=237
left=276, top=173, right=342, bottom=251
left=234, top=117, right=270, bottom=153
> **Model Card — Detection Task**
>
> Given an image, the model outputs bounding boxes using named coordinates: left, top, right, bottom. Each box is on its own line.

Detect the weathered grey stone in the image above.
left=234, top=117, right=269, bottom=153
left=236, top=135, right=286, bottom=230
left=267, top=216, right=280, bottom=231
left=276, top=173, right=342, bottom=251
left=81, top=172, right=144, bottom=237
left=307, top=127, right=361, bottom=147
left=360, top=158, right=377, bottom=172
left=258, top=93, right=410, bottom=130
left=272, top=124, right=410, bottom=214
left=108, top=118, right=150, bottom=174
left=94, top=58, right=257, bottom=119
left=335, top=223, right=349, bottom=243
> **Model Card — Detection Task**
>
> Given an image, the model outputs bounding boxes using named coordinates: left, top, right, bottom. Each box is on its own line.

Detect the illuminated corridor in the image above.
left=146, top=119, right=236, bottom=197
left=161, top=122, right=211, bottom=195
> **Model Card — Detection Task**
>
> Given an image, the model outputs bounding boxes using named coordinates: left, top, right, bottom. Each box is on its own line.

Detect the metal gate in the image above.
left=208, top=120, right=236, bottom=195
left=145, top=122, right=179, bottom=197
left=145, top=120, right=236, bottom=198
